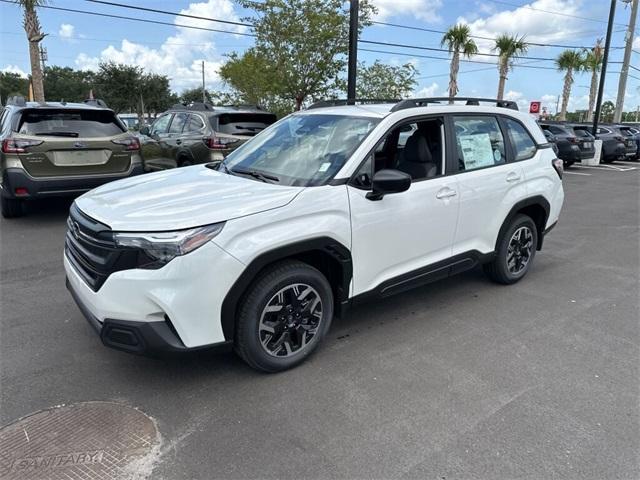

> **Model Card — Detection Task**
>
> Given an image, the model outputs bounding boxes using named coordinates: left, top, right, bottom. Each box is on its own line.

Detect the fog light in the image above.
left=15, top=187, right=28, bottom=196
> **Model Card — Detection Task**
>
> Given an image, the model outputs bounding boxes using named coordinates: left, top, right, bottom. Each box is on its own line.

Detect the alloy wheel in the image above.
left=507, top=226, right=533, bottom=275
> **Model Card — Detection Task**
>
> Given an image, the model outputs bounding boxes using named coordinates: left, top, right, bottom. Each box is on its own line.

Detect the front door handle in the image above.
left=506, top=171, right=521, bottom=182
left=436, top=188, right=457, bottom=199
left=175, top=139, right=182, bottom=145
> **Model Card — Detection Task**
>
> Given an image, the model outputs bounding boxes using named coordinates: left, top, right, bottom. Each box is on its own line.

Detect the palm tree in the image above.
left=441, top=24, right=478, bottom=99
left=14, top=0, right=47, bottom=102
left=493, top=34, right=528, bottom=100
left=555, top=50, right=584, bottom=121
left=583, top=39, right=604, bottom=122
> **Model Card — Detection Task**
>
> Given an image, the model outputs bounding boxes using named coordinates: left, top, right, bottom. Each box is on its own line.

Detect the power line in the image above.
left=371, top=21, right=623, bottom=50
left=484, top=0, right=627, bottom=27
left=0, top=0, right=257, bottom=38
left=82, top=0, right=252, bottom=28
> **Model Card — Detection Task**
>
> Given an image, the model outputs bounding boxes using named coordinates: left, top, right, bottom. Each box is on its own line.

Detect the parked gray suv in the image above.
left=139, top=103, right=277, bottom=171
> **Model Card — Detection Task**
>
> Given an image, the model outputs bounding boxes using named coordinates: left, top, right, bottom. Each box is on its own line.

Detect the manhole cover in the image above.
left=0, top=402, right=161, bottom=480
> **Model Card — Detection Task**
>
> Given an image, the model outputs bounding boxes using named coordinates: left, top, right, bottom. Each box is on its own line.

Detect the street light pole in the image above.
left=593, top=0, right=617, bottom=135
left=614, top=0, right=638, bottom=122
left=347, top=0, right=359, bottom=104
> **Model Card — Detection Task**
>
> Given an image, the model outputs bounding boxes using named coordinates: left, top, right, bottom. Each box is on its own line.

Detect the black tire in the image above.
left=1, top=196, right=24, bottom=218
left=178, top=157, right=192, bottom=167
left=235, top=260, right=334, bottom=373
left=563, top=160, right=575, bottom=168
left=483, top=214, right=538, bottom=285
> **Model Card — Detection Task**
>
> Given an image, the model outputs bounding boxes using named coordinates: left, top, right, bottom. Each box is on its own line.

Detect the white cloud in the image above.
left=415, top=82, right=440, bottom=97
left=75, top=0, right=245, bottom=91
left=1, top=65, right=28, bottom=77
left=373, top=0, right=443, bottom=23
left=59, top=24, right=75, bottom=40
left=633, top=36, right=640, bottom=50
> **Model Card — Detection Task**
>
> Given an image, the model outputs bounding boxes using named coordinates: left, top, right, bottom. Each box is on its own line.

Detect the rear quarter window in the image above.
left=504, top=118, right=536, bottom=161
left=17, top=109, right=125, bottom=138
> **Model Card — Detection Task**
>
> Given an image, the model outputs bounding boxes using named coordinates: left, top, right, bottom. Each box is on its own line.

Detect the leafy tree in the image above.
left=233, top=0, right=375, bottom=111
left=556, top=50, right=584, bottom=121
left=94, top=62, right=143, bottom=113
left=13, top=0, right=46, bottom=101
left=139, top=73, right=176, bottom=116
left=179, top=87, right=210, bottom=105
left=600, top=100, right=615, bottom=122
left=493, top=34, right=528, bottom=100
left=0, top=72, right=29, bottom=103
left=441, top=24, right=478, bottom=99
left=583, top=39, right=603, bottom=122
left=44, top=66, right=94, bottom=102
left=355, top=60, right=417, bottom=99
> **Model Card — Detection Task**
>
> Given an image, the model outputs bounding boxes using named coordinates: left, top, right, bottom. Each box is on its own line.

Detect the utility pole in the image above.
left=614, top=0, right=638, bottom=122
left=201, top=60, right=206, bottom=104
left=593, top=0, right=617, bottom=135
left=347, top=0, right=359, bottom=104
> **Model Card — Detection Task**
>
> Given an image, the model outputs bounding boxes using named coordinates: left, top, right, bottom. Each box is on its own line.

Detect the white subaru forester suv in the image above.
left=65, top=97, right=564, bottom=372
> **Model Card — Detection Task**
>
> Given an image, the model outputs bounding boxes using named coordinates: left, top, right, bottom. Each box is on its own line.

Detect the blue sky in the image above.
left=1, top=0, right=638, bottom=114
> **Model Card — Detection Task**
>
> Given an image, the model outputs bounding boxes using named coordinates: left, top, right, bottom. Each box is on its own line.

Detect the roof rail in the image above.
left=172, top=102, right=215, bottom=111
left=308, top=98, right=400, bottom=109
left=222, top=104, right=264, bottom=111
left=83, top=98, right=108, bottom=108
left=7, top=95, right=26, bottom=107
left=390, top=97, right=519, bottom=112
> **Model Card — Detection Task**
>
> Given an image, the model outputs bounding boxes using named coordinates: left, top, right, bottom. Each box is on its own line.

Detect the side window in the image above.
left=453, top=116, right=506, bottom=172
left=168, top=113, right=189, bottom=134
left=185, top=114, right=204, bottom=133
left=504, top=118, right=536, bottom=161
left=352, top=117, right=445, bottom=187
left=151, top=114, right=172, bottom=136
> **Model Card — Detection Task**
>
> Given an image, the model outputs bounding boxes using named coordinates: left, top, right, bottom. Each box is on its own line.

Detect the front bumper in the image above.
left=1, top=164, right=144, bottom=199
left=64, top=238, right=245, bottom=353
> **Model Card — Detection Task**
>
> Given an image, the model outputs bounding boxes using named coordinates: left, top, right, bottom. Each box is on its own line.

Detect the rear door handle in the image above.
left=436, top=188, right=457, bottom=199
left=175, top=139, right=182, bottom=145
left=506, top=171, right=521, bottom=182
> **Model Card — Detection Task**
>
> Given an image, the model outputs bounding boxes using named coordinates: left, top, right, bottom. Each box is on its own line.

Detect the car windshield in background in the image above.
left=221, top=114, right=380, bottom=186
left=17, top=109, right=125, bottom=138
left=212, top=112, right=277, bottom=137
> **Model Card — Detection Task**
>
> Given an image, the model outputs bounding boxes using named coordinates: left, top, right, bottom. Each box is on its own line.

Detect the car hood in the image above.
left=75, top=165, right=303, bottom=231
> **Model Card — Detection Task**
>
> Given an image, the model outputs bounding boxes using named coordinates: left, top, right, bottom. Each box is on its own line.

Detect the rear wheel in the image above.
left=484, top=214, right=538, bottom=285
left=235, top=260, right=333, bottom=372
left=1, top=196, right=24, bottom=218
left=178, top=157, right=193, bottom=168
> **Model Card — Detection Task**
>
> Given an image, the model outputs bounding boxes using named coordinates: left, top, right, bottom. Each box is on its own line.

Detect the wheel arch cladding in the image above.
left=220, top=237, right=352, bottom=341
left=497, top=196, right=550, bottom=251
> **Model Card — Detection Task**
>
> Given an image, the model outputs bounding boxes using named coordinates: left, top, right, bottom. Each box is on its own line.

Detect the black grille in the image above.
left=65, top=203, right=142, bottom=291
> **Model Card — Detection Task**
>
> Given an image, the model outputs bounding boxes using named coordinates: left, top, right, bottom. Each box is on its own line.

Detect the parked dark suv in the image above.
left=0, top=97, right=143, bottom=218
left=625, top=125, right=640, bottom=159
left=139, top=103, right=277, bottom=171
left=572, top=124, right=628, bottom=163
left=618, top=125, right=639, bottom=160
left=539, top=123, right=593, bottom=167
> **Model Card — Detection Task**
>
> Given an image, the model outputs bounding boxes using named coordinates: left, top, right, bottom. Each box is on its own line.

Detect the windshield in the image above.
left=17, top=109, right=125, bottom=138
left=220, top=113, right=380, bottom=186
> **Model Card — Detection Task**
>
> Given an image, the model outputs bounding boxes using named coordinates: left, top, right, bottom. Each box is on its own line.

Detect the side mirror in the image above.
left=366, top=169, right=411, bottom=201
left=139, top=126, right=150, bottom=136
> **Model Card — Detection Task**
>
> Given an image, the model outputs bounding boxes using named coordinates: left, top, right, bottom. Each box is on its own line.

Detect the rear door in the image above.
left=448, top=114, right=527, bottom=256
left=180, top=114, right=209, bottom=164
left=140, top=113, right=173, bottom=171
left=164, top=112, right=189, bottom=167
left=13, top=108, right=132, bottom=177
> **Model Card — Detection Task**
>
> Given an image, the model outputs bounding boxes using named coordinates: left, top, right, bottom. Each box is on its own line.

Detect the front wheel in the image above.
left=484, top=214, right=538, bottom=285
left=1, top=196, right=25, bottom=218
left=235, top=261, right=334, bottom=372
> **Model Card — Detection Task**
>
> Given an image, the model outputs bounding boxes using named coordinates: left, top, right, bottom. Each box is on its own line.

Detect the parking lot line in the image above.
left=575, top=164, right=637, bottom=172
left=564, top=171, right=591, bottom=176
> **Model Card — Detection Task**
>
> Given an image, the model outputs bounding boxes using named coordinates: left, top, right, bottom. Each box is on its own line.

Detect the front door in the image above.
left=347, top=116, right=460, bottom=296
left=140, top=113, right=173, bottom=171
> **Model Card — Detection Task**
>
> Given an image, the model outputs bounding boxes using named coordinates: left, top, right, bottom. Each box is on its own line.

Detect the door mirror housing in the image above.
left=139, top=126, right=150, bottom=136
left=366, top=169, right=411, bottom=201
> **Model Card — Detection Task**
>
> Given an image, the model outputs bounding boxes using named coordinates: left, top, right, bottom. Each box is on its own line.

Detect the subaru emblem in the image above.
left=73, top=142, right=87, bottom=149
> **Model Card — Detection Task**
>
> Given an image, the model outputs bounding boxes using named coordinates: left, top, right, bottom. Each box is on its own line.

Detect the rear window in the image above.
left=573, top=128, right=593, bottom=138
left=212, top=112, right=277, bottom=136
left=17, top=109, right=125, bottom=138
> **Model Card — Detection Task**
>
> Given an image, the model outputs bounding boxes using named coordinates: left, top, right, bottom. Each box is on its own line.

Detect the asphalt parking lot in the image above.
left=1, top=164, right=639, bottom=479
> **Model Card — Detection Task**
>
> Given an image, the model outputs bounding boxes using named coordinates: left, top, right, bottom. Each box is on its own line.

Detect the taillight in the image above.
left=615, top=136, right=624, bottom=142
left=112, top=136, right=140, bottom=151
left=567, top=136, right=577, bottom=143
left=552, top=158, right=563, bottom=179
left=203, top=135, right=234, bottom=150
left=1, top=138, right=43, bottom=153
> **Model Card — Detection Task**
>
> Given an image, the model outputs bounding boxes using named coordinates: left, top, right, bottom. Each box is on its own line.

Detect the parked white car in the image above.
left=65, top=98, right=565, bottom=372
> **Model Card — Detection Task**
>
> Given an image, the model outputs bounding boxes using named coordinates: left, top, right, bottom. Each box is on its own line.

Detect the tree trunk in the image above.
left=23, top=7, right=45, bottom=102
left=448, top=50, right=460, bottom=101
left=587, top=69, right=598, bottom=122
left=559, top=68, right=573, bottom=121
left=294, top=95, right=303, bottom=111
left=497, top=58, right=508, bottom=100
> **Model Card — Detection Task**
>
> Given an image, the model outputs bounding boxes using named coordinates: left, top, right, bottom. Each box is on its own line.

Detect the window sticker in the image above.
left=318, top=162, right=331, bottom=172
left=458, top=133, right=495, bottom=169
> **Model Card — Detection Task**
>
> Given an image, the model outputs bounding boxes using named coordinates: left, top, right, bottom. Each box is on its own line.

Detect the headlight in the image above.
left=113, top=222, right=225, bottom=266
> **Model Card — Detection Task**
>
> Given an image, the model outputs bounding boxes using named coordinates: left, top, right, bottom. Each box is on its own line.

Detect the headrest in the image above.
left=404, top=133, right=432, bottom=164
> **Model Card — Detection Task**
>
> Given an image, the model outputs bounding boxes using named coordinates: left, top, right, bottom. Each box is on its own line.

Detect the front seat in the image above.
left=397, top=133, right=437, bottom=180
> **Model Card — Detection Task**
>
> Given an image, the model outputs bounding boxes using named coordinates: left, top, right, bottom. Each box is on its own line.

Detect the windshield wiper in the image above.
left=35, top=132, right=79, bottom=137
left=231, top=167, right=279, bottom=183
